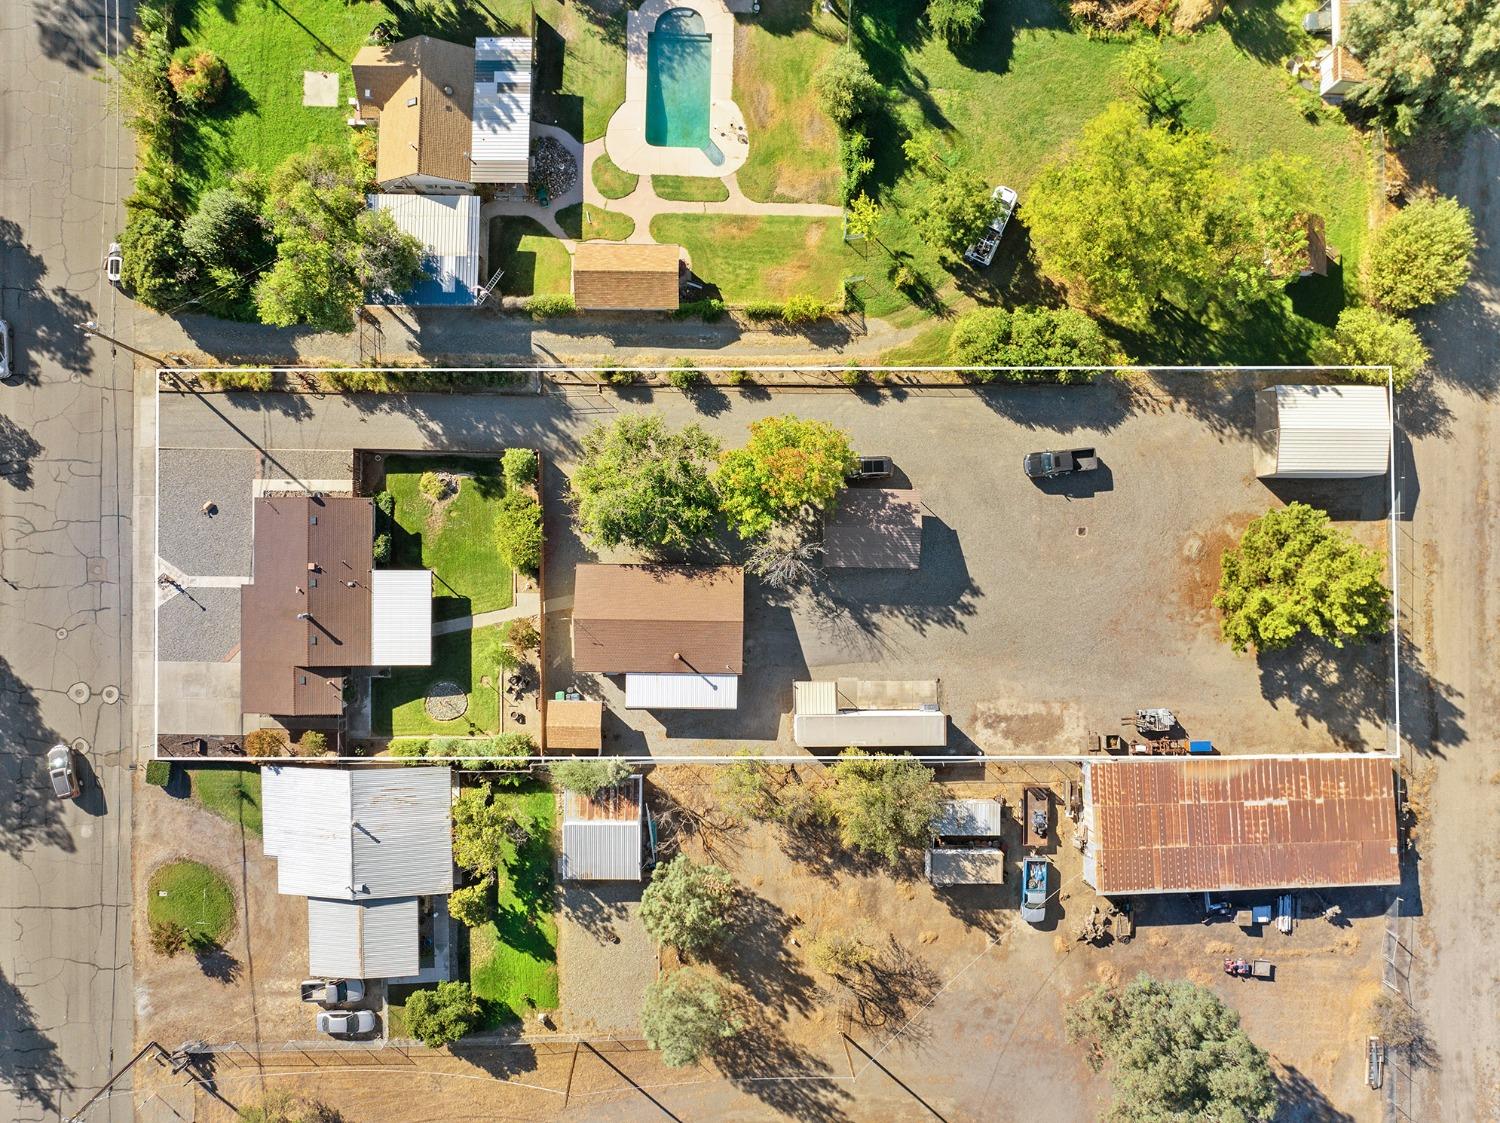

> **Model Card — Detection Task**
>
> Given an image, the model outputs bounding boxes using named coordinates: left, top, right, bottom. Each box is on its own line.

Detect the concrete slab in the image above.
left=157, top=661, right=242, bottom=736
left=303, top=70, right=340, bottom=107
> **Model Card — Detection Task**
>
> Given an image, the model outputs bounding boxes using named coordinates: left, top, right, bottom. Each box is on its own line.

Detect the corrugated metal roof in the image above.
left=793, top=709, right=948, bottom=749
left=835, top=679, right=940, bottom=711
left=933, top=799, right=1004, bottom=837
left=307, top=896, right=419, bottom=979
left=261, top=766, right=454, bottom=899
left=572, top=565, right=743, bottom=674
left=625, top=672, right=738, bottom=710
left=562, top=776, right=642, bottom=823
left=561, top=776, right=643, bottom=880
left=366, top=194, right=481, bottom=306
left=925, top=849, right=1005, bottom=886
left=471, top=37, right=533, bottom=184
left=794, top=680, right=837, bottom=716
left=824, top=488, right=924, bottom=569
left=1265, top=384, right=1390, bottom=478
left=545, top=699, right=603, bottom=751
left=370, top=569, right=433, bottom=665
left=1084, top=758, right=1400, bottom=895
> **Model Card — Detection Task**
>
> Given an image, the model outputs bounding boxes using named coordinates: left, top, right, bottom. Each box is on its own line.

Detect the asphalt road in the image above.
left=1, top=5, right=137, bottom=1122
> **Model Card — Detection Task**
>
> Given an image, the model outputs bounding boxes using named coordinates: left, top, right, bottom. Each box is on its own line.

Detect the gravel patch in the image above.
left=261, top=449, right=356, bottom=486
left=556, top=880, right=653, bottom=1034
left=530, top=136, right=577, bottom=199
left=158, top=449, right=256, bottom=577
left=158, top=587, right=242, bottom=662
left=425, top=679, right=467, bottom=722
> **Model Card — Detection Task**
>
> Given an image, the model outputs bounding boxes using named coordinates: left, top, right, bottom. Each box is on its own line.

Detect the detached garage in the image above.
left=1254, top=384, right=1391, bottom=479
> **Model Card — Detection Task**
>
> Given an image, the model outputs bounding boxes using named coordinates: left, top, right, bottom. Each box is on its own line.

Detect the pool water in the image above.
left=645, top=8, right=711, bottom=149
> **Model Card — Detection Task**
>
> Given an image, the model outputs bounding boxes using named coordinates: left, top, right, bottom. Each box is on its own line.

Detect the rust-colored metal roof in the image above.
left=1087, top=758, right=1399, bottom=895
left=571, top=565, right=743, bottom=675
left=545, top=699, right=603, bottom=751
left=824, top=488, right=924, bottom=569
left=562, top=775, right=642, bottom=822
left=241, top=497, right=373, bottom=716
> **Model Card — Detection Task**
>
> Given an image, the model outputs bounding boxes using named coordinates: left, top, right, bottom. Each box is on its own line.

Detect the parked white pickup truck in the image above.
left=963, top=185, right=1019, bottom=268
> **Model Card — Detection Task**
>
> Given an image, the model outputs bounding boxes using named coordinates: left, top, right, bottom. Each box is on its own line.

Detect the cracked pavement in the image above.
left=1, top=3, right=136, bottom=1121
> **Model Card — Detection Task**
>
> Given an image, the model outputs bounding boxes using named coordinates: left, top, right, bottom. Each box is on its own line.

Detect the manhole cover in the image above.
left=72, top=737, right=90, bottom=755
left=101, top=686, right=121, bottom=705
left=1076, top=527, right=1088, bottom=537
left=55, top=627, right=68, bottom=640
left=425, top=680, right=468, bottom=722
left=67, top=682, right=91, bottom=703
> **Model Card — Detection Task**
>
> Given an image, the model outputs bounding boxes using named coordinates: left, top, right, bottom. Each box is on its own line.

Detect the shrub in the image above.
left=525, top=294, right=577, bottom=318
left=948, top=306, right=1119, bottom=381
left=639, top=856, right=737, bottom=957
left=726, top=368, right=748, bottom=386
left=495, top=493, right=543, bottom=573
left=372, top=532, right=392, bottom=564
left=781, top=295, right=827, bottom=324
left=824, top=750, right=943, bottom=862
left=550, top=757, right=633, bottom=796
left=928, top=0, right=985, bottom=43
left=389, top=739, right=427, bottom=763
left=149, top=920, right=188, bottom=958
left=599, top=367, right=636, bottom=386
left=814, top=50, right=881, bottom=129
left=808, top=930, right=877, bottom=978
left=669, top=359, right=703, bottom=389
left=641, top=970, right=740, bottom=1067
left=448, top=877, right=493, bottom=928
left=1367, top=196, right=1476, bottom=313
left=839, top=130, right=874, bottom=205
left=145, top=760, right=172, bottom=787
left=839, top=365, right=863, bottom=387
left=506, top=618, right=540, bottom=655
left=296, top=730, right=329, bottom=756
left=244, top=728, right=287, bottom=757
left=742, top=300, right=783, bottom=321
left=182, top=186, right=270, bottom=274
left=120, top=211, right=197, bottom=310
left=1313, top=306, right=1430, bottom=392
left=419, top=470, right=447, bottom=502
left=501, top=448, right=538, bottom=489
left=374, top=490, right=395, bottom=518
left=168, top=48, right=228, bottom=109
left=675, top=298, right=726, bottom=322
left=404, top=981, right=480, bottom=1047
left=200, top=368, right=274, bottom=391
left=110, top=1, right=177, bottom=158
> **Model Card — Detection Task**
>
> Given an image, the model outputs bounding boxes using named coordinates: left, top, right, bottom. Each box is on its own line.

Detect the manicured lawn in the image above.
left=188, top=767, right=262, bottom=836
left=175, top=0, right=385, bottom=202
left=147, top=860, right=236, bottom=948
left=372, top=625, right=508, bottom=737
left=591, top=152, right=638, bottom=199
left=733, top=0, right=845, bottom=204
left=382, top=455, right=515, bottom=622
left=650, top=214, right=849, bottom=303
left=469, top=786, right=558, bottom=1025
left=558, top=203, right=635, bottom=241
left=488, top=216, right=572, bottom=297
left=651, top=175, right=729, bottom=203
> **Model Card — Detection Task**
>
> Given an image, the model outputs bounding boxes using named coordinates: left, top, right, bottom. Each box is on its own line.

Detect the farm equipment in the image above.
left=1223, top=958, right=1274, bottom=980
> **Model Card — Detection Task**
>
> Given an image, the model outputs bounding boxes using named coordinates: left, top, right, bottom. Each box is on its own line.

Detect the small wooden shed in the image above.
left=545, top=699, right=603, bottom=752
left=570, top=243, right=681, bottom=311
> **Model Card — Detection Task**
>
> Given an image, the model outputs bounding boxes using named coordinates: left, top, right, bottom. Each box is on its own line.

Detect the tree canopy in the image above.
left=1366, top=196, right=1476, bottom=313
left=824, top=750, right=943, bottom=863
left=1214, top=503, right=1391, bottom=654
left=716, top=415, right=855, bottom=539
left=570, top=414, right=722, bottom=553
left=1026, top=102, right=1310, bottom=328
left=549, top=757, right=633, bottom=797
left=1067, top=974, right=1278, bottom=1123
left=639, top=856, right=737, bottom=957
left=902, top=136, right=996, bottom=258
left=814, top=49, right=881, bottom=129
left=641, top=970, right=740, bottom=1068
left=947, top=306, right=1122, bottom=379
left=928, top=0, right=985, bottom=44
left=404, top=981, right=481, bottom=1048
left=1313, top=306, right=1430, bottom=392
left=1344, top=0, right=1500, bottom=135
left=451, top=784, right=533, bottom=877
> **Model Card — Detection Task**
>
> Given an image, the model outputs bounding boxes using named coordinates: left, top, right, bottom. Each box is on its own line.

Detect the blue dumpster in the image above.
left=1189, top=740, right=1215, bottom=755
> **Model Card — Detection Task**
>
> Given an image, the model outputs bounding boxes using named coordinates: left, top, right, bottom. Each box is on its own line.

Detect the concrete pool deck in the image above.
left=604, top=0, right=748, bottom=179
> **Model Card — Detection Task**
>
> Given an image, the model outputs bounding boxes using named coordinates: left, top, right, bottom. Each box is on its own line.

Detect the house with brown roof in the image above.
left=351, top=35, right=477, bottom=193
left=240, top=496, right=432, bottom=723
left=571, top=243, right=682, bottom=312
left=571, top=565, right=743, bottom=710
left=1079, top=758, right=1400, bottom=896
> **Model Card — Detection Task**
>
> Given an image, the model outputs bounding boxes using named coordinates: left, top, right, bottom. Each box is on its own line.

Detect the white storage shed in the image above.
left=1254, top=384, right=1391, bottom=479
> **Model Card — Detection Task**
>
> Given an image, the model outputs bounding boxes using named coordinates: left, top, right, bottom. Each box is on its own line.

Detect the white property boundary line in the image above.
left=150, top=364, right=1403, bottom=767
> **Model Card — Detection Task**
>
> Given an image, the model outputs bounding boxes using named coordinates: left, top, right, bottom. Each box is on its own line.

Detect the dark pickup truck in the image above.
left=1023, top=448, right=1099, bottom=480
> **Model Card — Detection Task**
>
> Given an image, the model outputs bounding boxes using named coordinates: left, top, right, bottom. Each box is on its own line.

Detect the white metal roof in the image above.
left=624, top=672, right=739, bottom=710
left=925, top=848, right=1006, bottom=886
left=471, top=37, right=533, bottom=184
left=261, top=766, right=454, bottom=900
left=933, top=798, right=1004, bottom=837
left=1265, top=384, right=1391, bottom=478
left=307, top=896, right=419, bottom=979
left=371, top=569, right=433, bottom=666
left=793, top=709, right=948, bottom=748
left=793, top=680, right=837, bottom=716
left=366, top=194, right=481, bottom=302
left=560, top=822, right=643, bottom=881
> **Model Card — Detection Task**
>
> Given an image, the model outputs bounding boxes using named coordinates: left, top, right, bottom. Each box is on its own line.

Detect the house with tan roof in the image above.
left=571, top=243, right=682, bottom=312
left=351, top=35, right=477, bottom=193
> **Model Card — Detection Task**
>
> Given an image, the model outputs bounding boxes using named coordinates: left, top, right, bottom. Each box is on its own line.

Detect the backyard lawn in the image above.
left=558, top=202, right=635, bottom=242
left=651, top=175, right=729, bottom=203
left=489, top=216, right=573, bottom=297
left=372, top=625, right=508, bottom=737
left=175, top=0, right=386, bottom=202
left=591, top=152, right=638, bottom=199
left=469, top=786, right=559, bottom=1025
left=650, top=214, right=849, bottom=303
left=147, top=859, right=236, bottom=949
left=188, top=767, right=262, bottom=836
left=487, top=0, right=626, bottom=141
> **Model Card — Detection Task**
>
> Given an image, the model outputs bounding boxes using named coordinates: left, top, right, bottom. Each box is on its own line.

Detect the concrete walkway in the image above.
left=481, top=123, right=584, bottom=244
left=431, top=590, right=540, bottom=636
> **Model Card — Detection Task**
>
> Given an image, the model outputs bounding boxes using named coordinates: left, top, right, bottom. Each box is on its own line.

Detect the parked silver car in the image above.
left=301, top=978, right=366, bottom=1007
left=0, top=319, right=12, bottom=382
left=317, top=1009, right=376, bottom=1038
left=105, top=242, right=124, bottom=285
left=47, top=744, right=80, bottom=799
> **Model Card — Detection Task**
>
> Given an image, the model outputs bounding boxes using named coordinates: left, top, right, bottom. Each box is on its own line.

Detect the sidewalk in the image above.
left=432, top=591, right=541, bottom=636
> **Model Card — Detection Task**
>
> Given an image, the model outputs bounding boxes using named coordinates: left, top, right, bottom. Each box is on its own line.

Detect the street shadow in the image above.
left=195, top=944, right=243, bottom=984
left=74, top=753, right=108, bottom=817
left=0, top=969, right=74, bottom=1112
left=449, top=1040, right=541, bottom=1079
left=1273, top=1063, right=1355, bottom=1123
left=0, top=413, right=43, bottom=491
left=975, top=377, right=1136, bottom=435
left=34, top=0, right=125, bottom=70
left=685, top=383, right=732, bottom=417
left=717, top=1014, right=852, bottom=1123
left=0, top=655, right=72, bottom=858
left=0, top=218, right=96, bottom=378
left=712, top=890, right=818, bottom=1020
left=1393, top=374, right=1455, bottom=441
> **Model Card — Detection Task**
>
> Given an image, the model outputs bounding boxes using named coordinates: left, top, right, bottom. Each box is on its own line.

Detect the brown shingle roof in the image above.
left=241, top=497, right=373, bottom=716
left=545, top=699, right=603, bottom=751
left=824, top=488, right=924, bottom=569
left=1087, top=758, right=1399, bottom=895
left=571, top=565, right=743, bottom=674
left=571, top=243, right=681, bottom=311
left=351, top=36, right=476, bottom=186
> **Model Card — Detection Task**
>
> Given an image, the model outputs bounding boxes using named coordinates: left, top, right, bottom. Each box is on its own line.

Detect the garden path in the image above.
left=431, top=591, right=541, bottom=636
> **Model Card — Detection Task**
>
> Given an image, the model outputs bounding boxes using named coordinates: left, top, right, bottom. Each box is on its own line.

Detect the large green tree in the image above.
left=1214, top=503, right=1391, bottom=654
left=902, top=136, right=995, bottom=258
left=451, top=784, right=533, bottom=877
left=405, top=981, right=481, bottom=1048
left=356, top=207, right=425, bottom=297
left=813, top=49, right=881, bottom=129
left=641, top=970, right=740, bottom=1068
left=1344, top=0, right=1500, bottom=134
left=1313, top=306, right=1430, bottom=392
left=717, top=415, right=855, bottom=539
left=824, top=750, right=943, bottom=863
left=1067, top=974, right=1278, bottom=1123
left=947, top=306, right=1122, bottom=380
left=1366, top=196, right=1476, bottom=313
left=570, top=414, right=721, bottom=553
left=1026, top=102, right=1309, bottom=328
left=639, top=856, right=737, bottom=958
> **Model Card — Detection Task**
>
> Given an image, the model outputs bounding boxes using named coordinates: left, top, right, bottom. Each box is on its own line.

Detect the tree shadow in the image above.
left=0, top=413, right=43, bottom=492
left=711, top=890, right=818, bottom=1020
left=716, top=1012, right=852, bottom=1123
left=379, top=0, right=518, bottom=42
left=825, top=935, right=941, bottom=1039
left=0, top=218, right=96, bottom=378
left=1272, top=1062, right=1354, bottom=1123
left=195, top=943, right=244, bottom=984
left=448, top=1039, right=542, bottom=1079
left=558, top=880, right=638, bottom=942
left=1220, top=0, right=1304, bottom=65
left=34, top=0, right=125, bottom=70
left=0, top=969, right=74, bottom=1112
left=0, top=655, right=72, bottom=859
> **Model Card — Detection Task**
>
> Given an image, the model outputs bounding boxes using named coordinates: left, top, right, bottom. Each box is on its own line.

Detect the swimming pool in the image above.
left=645, top=8, right=711, bottom=149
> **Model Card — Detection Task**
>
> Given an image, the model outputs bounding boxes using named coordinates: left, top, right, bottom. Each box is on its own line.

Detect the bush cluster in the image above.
left=145, top=760, right=172, bottom=787
left=197, top=367, right=274, bottom=391
left=167, top=46, right=227, bottom=108
left=814, top=50, right=882, bottom=204
left=674, top=298, right=726, bottom=322
left=501, top=448, right=538, bottom=489
left=525, top=294, right=577, bottom=318
left=388, top=733, right=536, bottom=774
left=668, top=359, right=703, bottom=389
left=495, top=493, right=543, bottom=573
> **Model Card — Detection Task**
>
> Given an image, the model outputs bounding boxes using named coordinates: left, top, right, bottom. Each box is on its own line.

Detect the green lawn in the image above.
left=188, top=767, right=263, bottom=836
left=469, top=786, right=558, bottom=1025
left=592, top=152, right=638, bottom=199
left=485, top=0, right=626, bottom=140
left=382, top=455, right=515, bottom=622
left=650, top=214, right=849, bottom=303
left=558, top=202, right=635, bottom=241
left=372, top=625, right=508, bottom=737
left=651, top=175, right=730, bottom=203
left=488, top=216, right=573, bottom=297
left=175, top=0, right=385, bottom=202
left=147, top=860, right=236, bottom=949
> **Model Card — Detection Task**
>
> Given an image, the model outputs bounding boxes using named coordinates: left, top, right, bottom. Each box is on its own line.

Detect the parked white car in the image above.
left=963, top=186, right=1019, bottom=268
left=317, top=1009, right=376, bottom=1038
left=0, top=319, right=12, bottom=382
left=105, top=242, right=124, bottom=285
left=47, top=744, right=81, bottom=799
